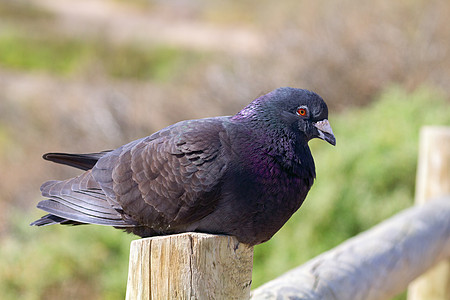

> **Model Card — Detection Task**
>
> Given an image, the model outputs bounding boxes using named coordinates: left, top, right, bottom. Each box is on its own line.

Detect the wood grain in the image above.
left=408, top=126, right=450, bottom=300
left=126, top=232, right=253, bottom=300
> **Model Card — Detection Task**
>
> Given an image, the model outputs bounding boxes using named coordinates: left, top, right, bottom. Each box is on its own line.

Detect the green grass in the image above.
left=1, top=86, right=449, bottom=299
left=99, top=44, right=191, bottom=81
left=0, top=31, right=202, bottom=81
left=0, top=34, right=89, bottom=75
left=1, top=210, right=134, bottom=300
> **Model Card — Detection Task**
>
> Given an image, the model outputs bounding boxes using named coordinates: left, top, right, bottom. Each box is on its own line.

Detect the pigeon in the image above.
left=31, top=87, right=335, bottom=246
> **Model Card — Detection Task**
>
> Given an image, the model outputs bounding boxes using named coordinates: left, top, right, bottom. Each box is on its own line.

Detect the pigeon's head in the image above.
left=234, top=87, right=336, bottom=146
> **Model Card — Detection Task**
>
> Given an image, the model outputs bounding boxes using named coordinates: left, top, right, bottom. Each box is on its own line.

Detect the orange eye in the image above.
left=297, top=108, right=307, bottom=116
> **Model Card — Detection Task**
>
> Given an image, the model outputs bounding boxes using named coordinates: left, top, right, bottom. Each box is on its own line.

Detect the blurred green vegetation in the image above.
left=0, top=33, right=87, bottom=75
left=2, top=210, right=134, bottom=300
left=1, top=0, right=449, bottom=299
left=101, top=44, right=199, bottom=81
left=0, top=31, right=202, bottom=81
left=1, top=86, right=448, bottom=299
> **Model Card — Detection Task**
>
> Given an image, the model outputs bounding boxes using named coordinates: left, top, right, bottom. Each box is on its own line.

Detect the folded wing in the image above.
left=32, top=117, right=230, bottom=236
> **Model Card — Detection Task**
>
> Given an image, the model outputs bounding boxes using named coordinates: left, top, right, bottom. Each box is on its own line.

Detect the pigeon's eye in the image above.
left=297, top=107, right=308, bottom=117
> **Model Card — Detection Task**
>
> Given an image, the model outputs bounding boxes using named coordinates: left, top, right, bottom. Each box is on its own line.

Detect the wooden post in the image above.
left=125, top=232, right=254, bottom=300
left=408, top=126, right=450, bottom=300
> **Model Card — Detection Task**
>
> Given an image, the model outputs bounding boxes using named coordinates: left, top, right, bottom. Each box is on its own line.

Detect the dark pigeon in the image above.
left=31, top=87, right=335, bottom=246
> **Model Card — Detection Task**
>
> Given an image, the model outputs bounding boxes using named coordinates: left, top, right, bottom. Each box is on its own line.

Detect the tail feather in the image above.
left=30, top=214, right=83, bottom=226
left=43, top=151, right=111, bottom=171
left=32, top=170, right=136, bottom=228
left=42, top=195, right=123, bottom=220
left=34, top=199, right=131, bottom=226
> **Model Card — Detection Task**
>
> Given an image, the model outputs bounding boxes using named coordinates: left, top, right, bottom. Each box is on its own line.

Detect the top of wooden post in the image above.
left=126, top=232, right=254, bottom=300
left=415, top=126, right=450, bottom=204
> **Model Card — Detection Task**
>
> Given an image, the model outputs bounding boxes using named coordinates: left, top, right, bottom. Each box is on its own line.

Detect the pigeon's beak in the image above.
left=313, top=119, right=336, bottom=146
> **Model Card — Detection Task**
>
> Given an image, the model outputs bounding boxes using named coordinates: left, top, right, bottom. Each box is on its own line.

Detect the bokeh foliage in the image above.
left=1, top=0, right=449, bottom=299
left=0, top=31, right=200, bottom=81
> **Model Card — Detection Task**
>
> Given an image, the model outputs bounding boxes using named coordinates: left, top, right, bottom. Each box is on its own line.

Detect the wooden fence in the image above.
left=125, top=126, right=450, bottom=299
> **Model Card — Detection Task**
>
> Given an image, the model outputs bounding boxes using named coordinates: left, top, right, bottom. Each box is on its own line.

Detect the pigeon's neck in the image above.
left=232, top=106, right=258, bottom=121
left=231, top=120, right=316, bottom=179
left=232, top=93, right=270, bottom=121
left=264, top=129, right=316, bottom=179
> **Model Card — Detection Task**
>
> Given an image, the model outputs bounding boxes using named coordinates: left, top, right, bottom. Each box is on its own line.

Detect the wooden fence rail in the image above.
left=250, top=197, right=450, bottom=300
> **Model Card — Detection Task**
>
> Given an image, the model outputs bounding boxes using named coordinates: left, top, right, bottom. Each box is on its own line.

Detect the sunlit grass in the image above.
left=2, top=209, right=134, bottom=299
left=0, top=33, right=88, bottom=75
left=0, top=31, right=202, bottom=81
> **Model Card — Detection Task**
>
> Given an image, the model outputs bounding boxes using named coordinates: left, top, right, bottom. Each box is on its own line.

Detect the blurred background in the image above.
left=1, top=0, right=449, bottom=299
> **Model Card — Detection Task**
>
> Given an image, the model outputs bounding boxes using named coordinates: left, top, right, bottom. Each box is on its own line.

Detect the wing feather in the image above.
left=92, top=117, right=229, bottom=232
